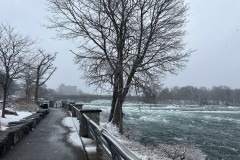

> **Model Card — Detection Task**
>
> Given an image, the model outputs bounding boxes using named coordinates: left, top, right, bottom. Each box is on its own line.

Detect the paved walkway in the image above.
left=0, top=108, right=87, bottom=160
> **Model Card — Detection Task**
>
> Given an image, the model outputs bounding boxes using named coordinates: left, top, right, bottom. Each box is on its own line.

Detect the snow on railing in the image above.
left=83, top=114, right=141, bottom=160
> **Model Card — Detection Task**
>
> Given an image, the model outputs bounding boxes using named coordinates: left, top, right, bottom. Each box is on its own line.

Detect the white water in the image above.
left=81, top=100, right=240, bottom=159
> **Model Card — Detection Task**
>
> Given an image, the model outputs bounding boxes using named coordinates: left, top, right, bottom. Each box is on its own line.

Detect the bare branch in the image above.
left=47, top=0, right=191, bottom=131
left=0, top=23, right=35, bottom=117
left=34, top=49, right=57, bottom=101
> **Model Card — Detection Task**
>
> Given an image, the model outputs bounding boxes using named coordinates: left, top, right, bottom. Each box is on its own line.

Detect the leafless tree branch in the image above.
left=47, top=0, right=191, bottom=132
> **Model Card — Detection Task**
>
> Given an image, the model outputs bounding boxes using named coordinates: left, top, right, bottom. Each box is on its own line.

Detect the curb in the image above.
left=0, top=109, right=49, bottom=156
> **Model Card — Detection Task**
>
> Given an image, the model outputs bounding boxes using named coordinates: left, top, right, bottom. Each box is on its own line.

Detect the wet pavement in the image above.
left=0, top=108, right=87, bottom=160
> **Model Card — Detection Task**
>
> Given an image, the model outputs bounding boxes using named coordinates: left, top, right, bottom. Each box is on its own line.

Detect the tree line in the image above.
left=143, top=85, right=240, bottom=106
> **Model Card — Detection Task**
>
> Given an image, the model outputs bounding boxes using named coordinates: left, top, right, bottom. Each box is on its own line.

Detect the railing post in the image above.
left=68, top=101, right=75, bottom=111
left=72, top=106, right=76, bottom=117
left=96, top=137, right=102, bottom=152
left=74, top=104, right=83, bottom=119
left=79, top=109, right=102, bottom=137
left=61, top=101, right=67, bottom=109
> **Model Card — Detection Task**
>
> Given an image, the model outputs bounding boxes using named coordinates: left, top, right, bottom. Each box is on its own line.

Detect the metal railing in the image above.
left=65, top=102, right=140, bottom=160
left=83, top=114, right=141, bottom=160
left=71, top=104, right=83, bottom=119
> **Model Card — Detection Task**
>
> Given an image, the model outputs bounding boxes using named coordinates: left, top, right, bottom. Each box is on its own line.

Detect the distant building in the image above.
left=58, top=84, right=78, bottom=95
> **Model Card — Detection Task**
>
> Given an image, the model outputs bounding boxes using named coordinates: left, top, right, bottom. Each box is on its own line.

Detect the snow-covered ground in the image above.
left=62, top=116, right=83, bottom=148
left=100, top=122, right=161, bottom=160
left=101, top=122, right=205, bottom=160
left=0, top=109, right=32, bottom=131
left=62, top=115, right=98, bottom=154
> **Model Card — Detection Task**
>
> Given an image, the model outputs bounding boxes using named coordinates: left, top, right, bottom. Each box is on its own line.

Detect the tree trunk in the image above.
left=109, top=79, right=118, bottom=122
left=112, top=66, right=125, bottom=133
left=34, top=85, right=39, bottom=103
left=34, top=76, right=39, bottom=103
left=112, top=97, right=124, bottom=133
left=26, top=89, right=30, bottom=103
left=1, top=87, right=7, bottom=118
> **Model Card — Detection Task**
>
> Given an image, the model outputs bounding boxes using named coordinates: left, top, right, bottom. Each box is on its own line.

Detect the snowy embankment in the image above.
left=0, top=109, right=32, bottom=131
left=101, top=123, right=205, bottom=160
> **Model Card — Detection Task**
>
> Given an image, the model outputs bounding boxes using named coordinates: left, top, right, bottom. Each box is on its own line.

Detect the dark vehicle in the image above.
left=40, top=101, right=49, bottom=109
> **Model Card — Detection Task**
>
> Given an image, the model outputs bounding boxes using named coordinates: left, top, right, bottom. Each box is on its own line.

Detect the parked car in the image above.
left=40, top=101, right=49, bottom=109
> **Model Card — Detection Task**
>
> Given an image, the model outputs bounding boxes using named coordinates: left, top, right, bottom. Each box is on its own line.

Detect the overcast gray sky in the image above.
left=0, top=0, right=240, bottom=93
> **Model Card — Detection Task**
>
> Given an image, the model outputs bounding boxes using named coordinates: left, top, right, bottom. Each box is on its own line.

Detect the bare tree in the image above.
left=22, top=57, right=37, bottom=103
left=34, top=49, right=56, bottom=102
left=48, top=0, right=191, bottom=132
left=0, top=24, right=34, bottom=118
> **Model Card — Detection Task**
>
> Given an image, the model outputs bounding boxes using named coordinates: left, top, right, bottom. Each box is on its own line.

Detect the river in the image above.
left=80, top=100, right=240, bottom=159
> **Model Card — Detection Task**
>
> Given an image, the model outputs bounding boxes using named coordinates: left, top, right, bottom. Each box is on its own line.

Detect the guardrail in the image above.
left=83, top=114, right=140, bottom=160
left=71, top=104, right=83, bottom=118
left=67, top=102, right=140, bottom=160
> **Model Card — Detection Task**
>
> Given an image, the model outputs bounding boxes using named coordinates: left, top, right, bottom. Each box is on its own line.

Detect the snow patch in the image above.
left=0, top=110, right=32, bottom=131
left=81, top=137, right=95, bottom=144
left=85, top=146, right=97, bottom=153
left=62, top=117, right=83, bottom=148
left=68, top=132, right=82, bottom=147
